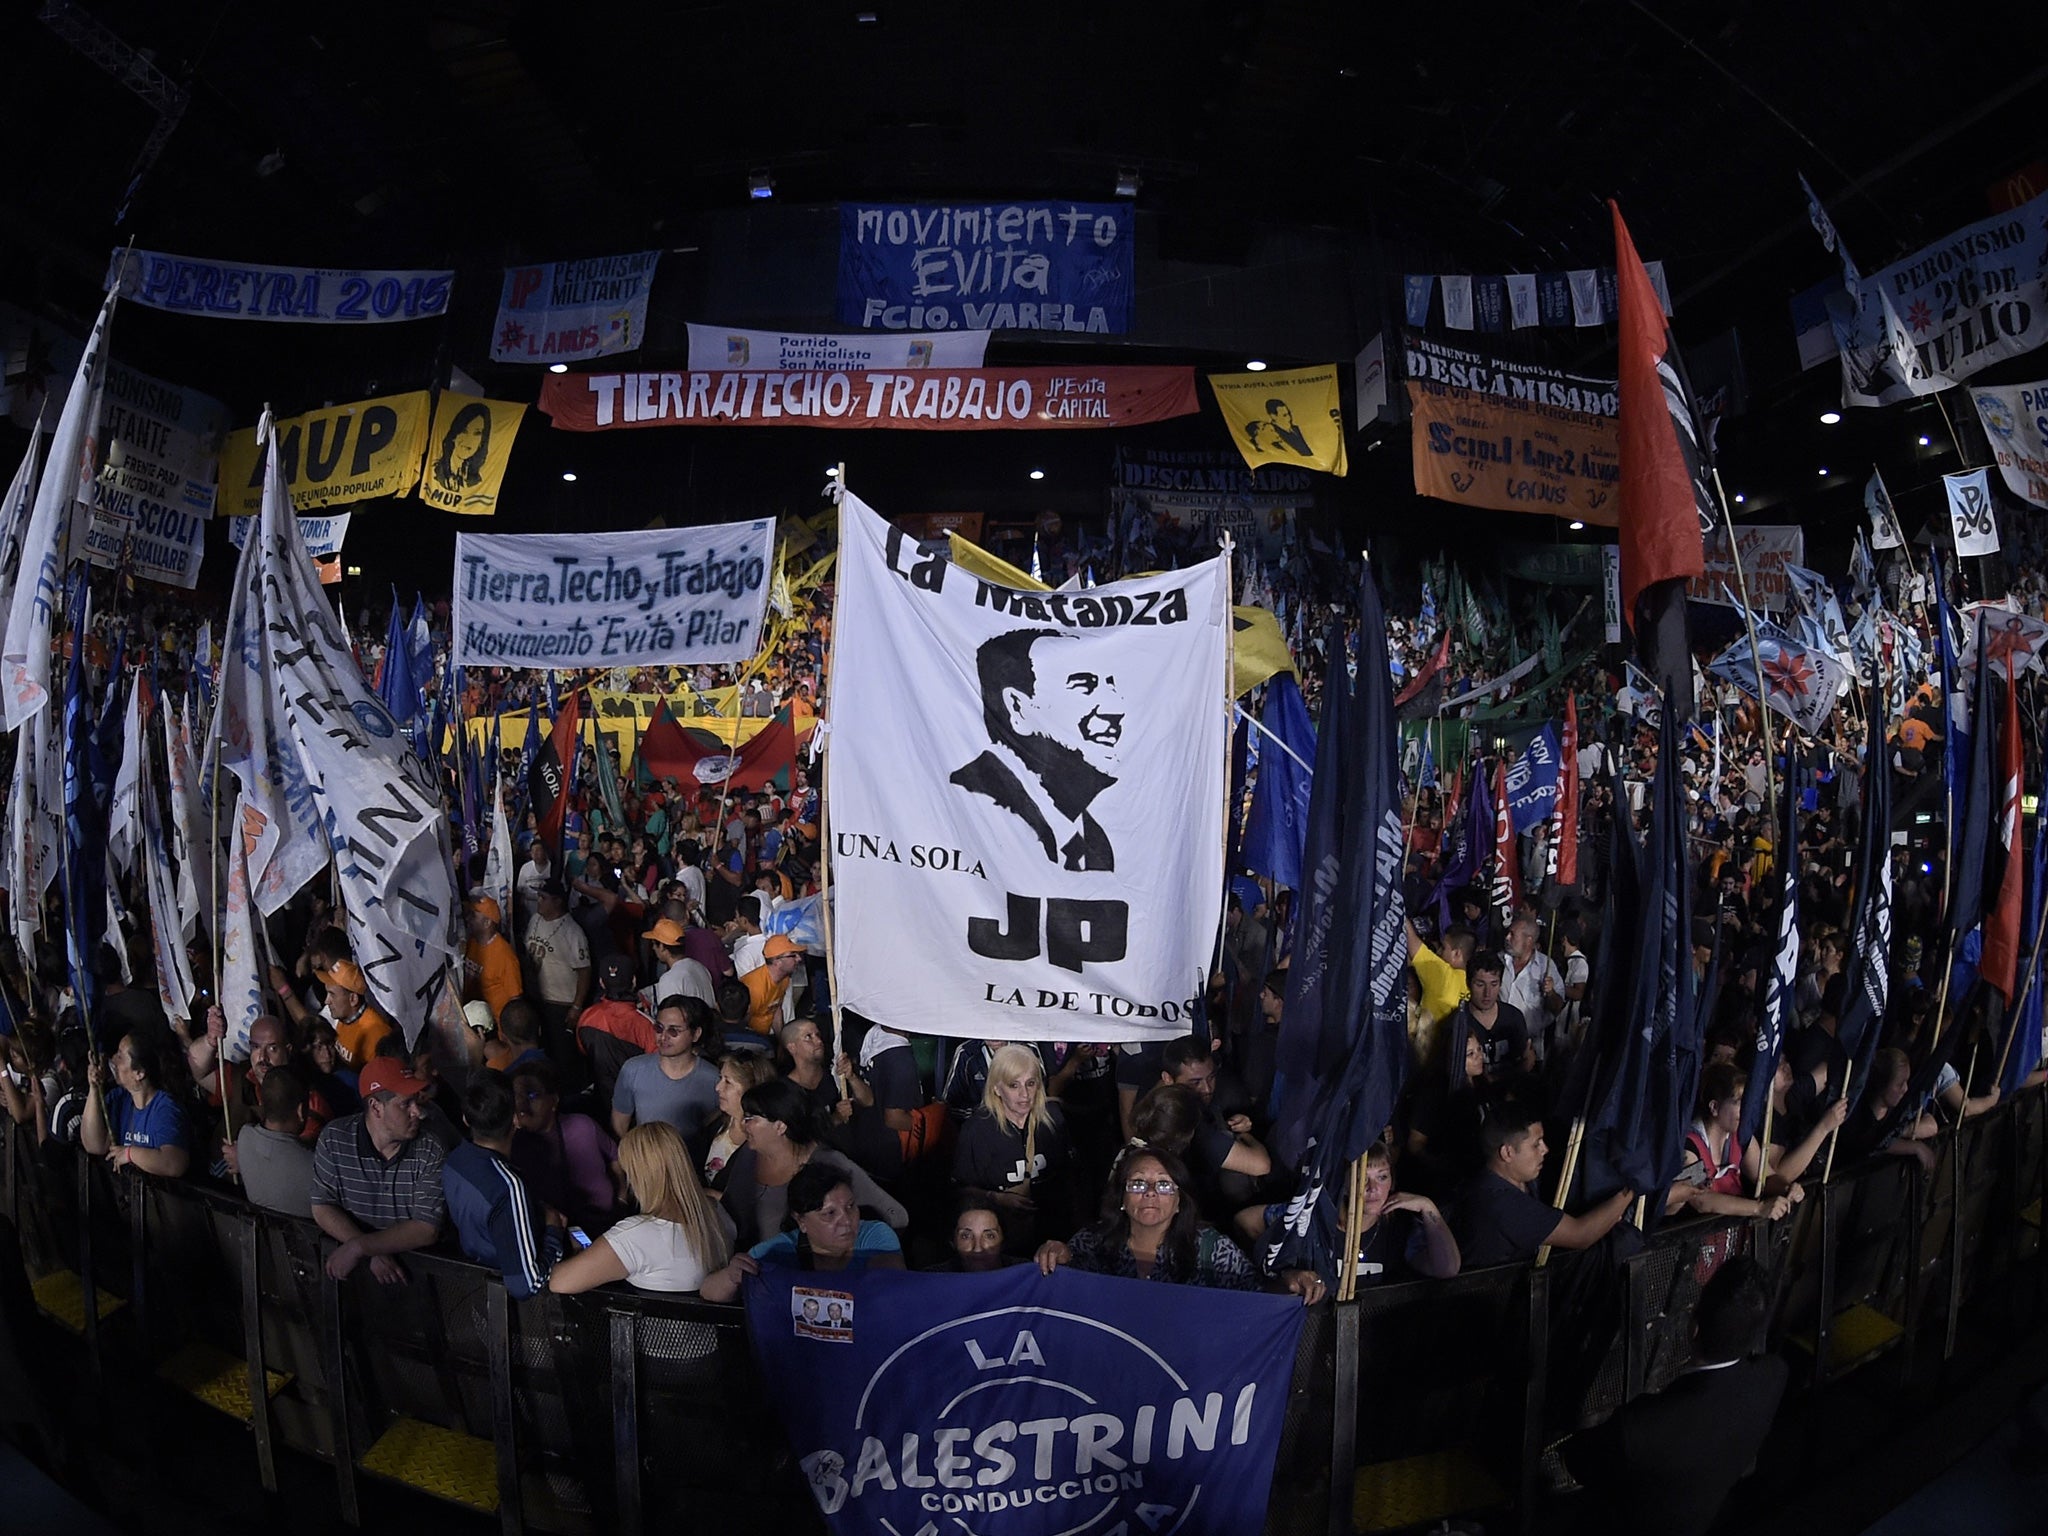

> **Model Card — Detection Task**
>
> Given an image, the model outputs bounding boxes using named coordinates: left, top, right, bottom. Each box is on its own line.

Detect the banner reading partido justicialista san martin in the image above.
left=1403, top=332, right=1619, bottom=526
left=685, top=323, right=991, bottom=371
left=536, top=367, right=1197, bottom=431
left=746, top=1263, right=1304, bottom=1536
left=830, top=493, right=1227, bottom=1043
left=450, top=521, right=776, bottom=670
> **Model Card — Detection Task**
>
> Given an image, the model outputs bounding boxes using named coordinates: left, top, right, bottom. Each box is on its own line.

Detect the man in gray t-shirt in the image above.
left=234, top=1067, right=317, bottom=1217
left=610, top=999, right=721, bottom=1151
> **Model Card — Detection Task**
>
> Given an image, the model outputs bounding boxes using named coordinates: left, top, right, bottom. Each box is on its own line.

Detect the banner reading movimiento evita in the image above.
left=746, top=1263, right=1303, bottom=1536
left=450, top=521, right=775, bottom=669
left=830, top=493, right=1227, bottom=1042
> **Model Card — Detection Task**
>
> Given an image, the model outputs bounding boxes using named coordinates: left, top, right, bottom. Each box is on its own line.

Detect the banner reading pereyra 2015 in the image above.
left=1970, top=381, right=2048, bottom=510
left=685, top=323, right=990, bottom=371
left=108, top=249, right=453, bottom=324
left=451, top=521, right=775, bottom=670
left=830, top=492, right=1227, bottom=1042
left=490, top=251, right=658, bottom=365
left=746, top=1262, right=1302, bottom=1536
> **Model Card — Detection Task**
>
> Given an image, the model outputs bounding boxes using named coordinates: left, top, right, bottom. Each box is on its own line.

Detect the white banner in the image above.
left=829, top=493, right=1228, bottom=1042
left=1687, top=525, right=1805, bottom=614
left=1836, top=187, right=2048, bottom=407
left=1947, top=468, right=2001, bottom=556
left=685, top=323, right=989, bottom=372
left=110, top=249, right=454, bottom=324
left=1971, top=382, right=2048, bottom=511
left=1353, top=332, right=1387, bottom=428
left=228, top=509, right=351, bottom=558
left=490, top=251, right=659, bottom=364
left=452, top=521, right=775, bottom=670
left=1866, top=469, right=1905, bottom=547
left=82, top=498, right=208, bottom=588
left=1601, top=544, right=1622, bottom=643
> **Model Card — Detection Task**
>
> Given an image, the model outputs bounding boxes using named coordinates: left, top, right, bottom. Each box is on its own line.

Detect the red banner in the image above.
left=538, top=367, right=1200, bottom=432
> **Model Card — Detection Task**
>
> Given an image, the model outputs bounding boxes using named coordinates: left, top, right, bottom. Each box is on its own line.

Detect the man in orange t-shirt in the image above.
left=464, top=895, right=523, bottom=1023
left=742, top=934, right=806, bottom=1036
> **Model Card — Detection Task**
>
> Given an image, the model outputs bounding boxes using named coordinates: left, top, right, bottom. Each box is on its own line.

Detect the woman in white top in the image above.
left=549, top=1122, right=734, bottom=1293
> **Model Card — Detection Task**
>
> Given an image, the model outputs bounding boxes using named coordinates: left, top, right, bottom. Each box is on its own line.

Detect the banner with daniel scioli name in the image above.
left=451, top=521, right=775, bottom=670
left=830, top=493, right=1228, bottom=1042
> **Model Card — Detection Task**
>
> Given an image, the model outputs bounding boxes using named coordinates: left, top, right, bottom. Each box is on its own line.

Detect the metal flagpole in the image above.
left=816, top=463, right=849, bottom=1099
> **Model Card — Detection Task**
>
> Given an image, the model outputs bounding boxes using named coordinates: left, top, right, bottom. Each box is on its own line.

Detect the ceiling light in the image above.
left=1115, top=167, right=1142, bottom=198
left=825, top=467, right=840, bottom=478
left=748, top=170, right=775, bottom=200
left=345, top=565, right=363, bottom=577
left=1733, top=493, right=1746, bottom=504
left=1919, top=435, right=1932, bottom=447
left=1245, top=359, right=1267, bottom=372
left=548, top=362, right=568, bottom=374
left=1568, top=520, right=1585, bottom=531
left=856, top=8, right=879, bottom=20
left=561, top=472, right=577, bottom=483
left=1029, top=469, right=1046, bottom=481
left=1819, top=410, right=1842, bottom=425
left=1817, top=467, right=1829, bottom=477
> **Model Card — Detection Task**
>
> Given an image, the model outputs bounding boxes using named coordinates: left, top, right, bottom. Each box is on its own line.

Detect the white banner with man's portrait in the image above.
left=829, top=493, right=1228, bottom=1041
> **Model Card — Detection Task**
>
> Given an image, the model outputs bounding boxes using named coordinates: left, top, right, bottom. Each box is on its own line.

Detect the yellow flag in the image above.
left=1231, top=606, right=1295, bottom=696
left=1208, top=365, right=1348, bottom=477
left=946, top=531, right=1042, bottom=590
left=418, top=392, right=528, bottom=515
left=216, top=390, right=432, bottom=516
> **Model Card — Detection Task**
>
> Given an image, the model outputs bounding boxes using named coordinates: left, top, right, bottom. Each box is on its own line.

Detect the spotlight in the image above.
left=1029, top=469, right=1046, bottom=481
left=1733, top=493, right=1746, bottom=504
left=1568, top=520, right=1585, bottom=531
left=1817, top=467, right=1829, bottom=477
left=562, top=472, right=578, bottom=483
left=1820, top=410, right=1842, bottom=425
left=825, top=467, right=840, bottom=478
left=345, top=565, right=363, bottom=578
left=748, top=170, right=774, bottom=200
left=1245, top=359, right=1268, bottom=372
left=1115, top=167, right=1142, bottom=198
left=855, top=9, right=879, bottom=20
left=548, top=363, right=569, bottom=374
left=1918, top=435, right=1932, bottom=447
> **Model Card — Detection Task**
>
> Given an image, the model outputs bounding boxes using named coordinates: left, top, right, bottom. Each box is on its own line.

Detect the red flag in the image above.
left=1611, top=200, right=1709, bottom=629
left=1551, top=693, right=1581, bottom=886
left=1982, top=671, right=2025, bottom=999
left=529, top=688, right=581, bottom=860
left=1394, top=625, right=1451, bottom=707
left=1492, top=757, right=1520, bottom=920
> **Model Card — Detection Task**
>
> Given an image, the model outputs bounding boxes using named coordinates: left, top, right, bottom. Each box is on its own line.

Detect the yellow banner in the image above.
left=464, top=692, right=777, bottom=756
left=217, top=391, right=432, bottom=516
left=1208, top=365, right=1348, bottom=477
left=418, top=392, right=527, bottom=515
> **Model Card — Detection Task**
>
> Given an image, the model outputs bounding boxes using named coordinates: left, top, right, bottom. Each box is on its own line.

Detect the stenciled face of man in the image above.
left=1004, top=635, right=1124, bottom=777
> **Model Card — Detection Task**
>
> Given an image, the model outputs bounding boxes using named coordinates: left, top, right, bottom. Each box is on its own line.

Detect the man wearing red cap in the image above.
left=308, top=1057, right=448, bottom=1283
left=742, top=934, right=806, bottom=1037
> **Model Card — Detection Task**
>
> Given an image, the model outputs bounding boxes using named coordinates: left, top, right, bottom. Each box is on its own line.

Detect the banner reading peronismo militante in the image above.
left=490, top=250, right=659, bottom=365
left=451, top=521, right=775, bottom=669
left=537, top=367, right=1198, bottom=431
left=829, top=492, right=1226, bottom=1043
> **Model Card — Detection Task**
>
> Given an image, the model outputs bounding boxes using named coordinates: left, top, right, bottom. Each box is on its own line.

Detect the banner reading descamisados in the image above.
left=1403, top=332, right=1619, bottom=526
left=216, top=392, right=432, bottom=516
left=537, top=368, right=1198, bottom=431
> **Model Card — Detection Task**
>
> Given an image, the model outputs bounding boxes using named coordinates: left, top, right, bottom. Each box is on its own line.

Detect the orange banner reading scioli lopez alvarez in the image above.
left=1403, top=331, right=1620, bottom=527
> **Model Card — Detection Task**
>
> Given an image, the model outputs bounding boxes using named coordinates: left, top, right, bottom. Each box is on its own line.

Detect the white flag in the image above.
left=0, top=421, right=46, bottom=661
left=2, top=290, right=115, bottom=729
left=1505, top=274, right=1538, bottom=329
left=164, top=700, right=209, bottom=943
left=483, top=780, right=514, bottom=940
left=107, top=673, right=143, bottom=874
left=1441, top=275, right=1474, bottom=330
left=251, top=424, right=459, bottom=1042
left=1569, top=268, right=1603, bottom=326
left=1866, top=469, right=1904, bottom=549
left=138, top=718, right=196, bottom=1024
left=217, top=792, right=266, bottom=1063
left=1946, top=467, right=2000, bottom=556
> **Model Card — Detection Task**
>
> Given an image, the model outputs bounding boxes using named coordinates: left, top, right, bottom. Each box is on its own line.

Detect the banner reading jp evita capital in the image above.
left=216, top=392, right=432, bottom=516
left=490, top=251, right=659, bottom=365
left=537, top=367, right=1198, bottom=431
left=418, top=393, right=527, bottom=515
left=1403, top=332, right=1620, bottom=526
left=685, top=323, right=991, bottom=371
left=839, top=201, right=1134, bottom=333
left=831, top=493, right=1227, bottom=1042
left=451, top=521, right=775, bottom=670
left=747, top=1263, right=1304, bottom=1536
left=1971, top=381, right=2048, bottom=510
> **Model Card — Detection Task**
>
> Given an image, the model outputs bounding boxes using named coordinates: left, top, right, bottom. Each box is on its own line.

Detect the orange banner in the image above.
left=1404, top=332, right=1619, bottom=527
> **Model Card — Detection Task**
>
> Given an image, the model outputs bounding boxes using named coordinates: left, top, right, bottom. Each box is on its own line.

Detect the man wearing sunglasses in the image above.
left=609, top=996, right=721, bottom=1158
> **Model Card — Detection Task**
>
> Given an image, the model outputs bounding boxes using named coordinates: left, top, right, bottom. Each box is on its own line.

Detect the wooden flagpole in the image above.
left=816, top=464, right=849, bottom=1098
left=1709, top=466, right=1780, bottom=843
left=1821, top=1059, right=1855, bottom=1184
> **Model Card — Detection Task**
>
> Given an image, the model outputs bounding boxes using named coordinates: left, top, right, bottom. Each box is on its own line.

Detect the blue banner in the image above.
left=839, top=202, right=1133, bottom=334
left=109, top=249, right=453, bottom=323
left=746, top=1263, right=1302, bottom=1536
left=1505, top=724, right=1562, bottom=833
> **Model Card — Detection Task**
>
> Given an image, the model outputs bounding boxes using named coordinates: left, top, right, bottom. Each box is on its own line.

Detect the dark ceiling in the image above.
left=1, top=0, right=2044, bottom=598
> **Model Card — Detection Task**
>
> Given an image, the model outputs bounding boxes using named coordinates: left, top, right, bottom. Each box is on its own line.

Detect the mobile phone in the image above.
left=567, top=1226, right=592, bottom=1250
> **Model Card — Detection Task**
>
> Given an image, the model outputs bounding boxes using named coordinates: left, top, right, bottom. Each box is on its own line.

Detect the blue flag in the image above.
left=1435, top=762, right=1492, bottom=927
left=1264, top=562, right=1410, bottom=1281
left=61, top=573, right=107, bottom=1029
left=1505, top=724, right=1562, bottom=834
left=1241, top=674, right=1316, bottom=893
left=405, top=595, right=434, bottom=694
left=1936, top=569, right=1965, bottom=840
left=2003, top=804, right=2048, bottom=1094
left=1837, top=690, right=1894, bottom=1113
left=1950, top=615, right=1996, bottom=948
left=1743, top=756, right=1802, bottom=1147
left=743, top=1263, right=1304, bottom=1536
left=375, top=590, right=421, bottom=752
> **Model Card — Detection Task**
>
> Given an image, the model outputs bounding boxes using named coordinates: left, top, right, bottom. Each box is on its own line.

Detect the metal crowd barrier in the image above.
left=5, top=1087, right=2048, bottom=1536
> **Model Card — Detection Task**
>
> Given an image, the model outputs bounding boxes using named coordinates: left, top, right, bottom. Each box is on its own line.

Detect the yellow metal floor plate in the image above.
left=361, top=1416, right=499, bottom=1513
left=158, top=1340, right=290, bottom=1420
left=1790, top=1302, right=1904, bottom=1372
left=31, top=1271, right=124, bottom=1333
left=1354, top=1448, right=1505, bottom=1533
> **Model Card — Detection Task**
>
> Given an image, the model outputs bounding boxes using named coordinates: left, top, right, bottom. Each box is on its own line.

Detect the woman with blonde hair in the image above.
left=951, top=1043, right=1078, bottom=1258
left=549, top=1122, right=735, bottom=1294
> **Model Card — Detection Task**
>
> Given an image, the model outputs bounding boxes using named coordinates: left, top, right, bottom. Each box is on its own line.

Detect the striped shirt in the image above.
left=309, top=1114, right=447, bottom=1232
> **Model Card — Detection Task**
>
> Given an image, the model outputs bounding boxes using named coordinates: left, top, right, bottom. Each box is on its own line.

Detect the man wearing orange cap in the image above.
left=743, top=934, right=806, bottom=1037
left=302, top=936, right=397, bottom=1070
left=465, top=895, right=523, bottom=1023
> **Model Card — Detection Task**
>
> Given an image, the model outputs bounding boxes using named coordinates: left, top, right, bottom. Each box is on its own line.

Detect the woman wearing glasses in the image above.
left=1036, top=1143, right=1326, bottom=1304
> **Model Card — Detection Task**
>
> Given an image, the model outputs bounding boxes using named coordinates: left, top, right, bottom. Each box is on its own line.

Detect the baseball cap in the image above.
left=312, top=956, right=369, bottom=994
left=643, top=917, right=688, bottom=947
left=538, top=876, right=569, bottom=898
left=763, top=933, right=801, bottom=961
left=469, top=894, right=503, bottom=925
left=599, top=954, right=637, bottom=995
left=359, top=1058, right=430, bottom=1099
